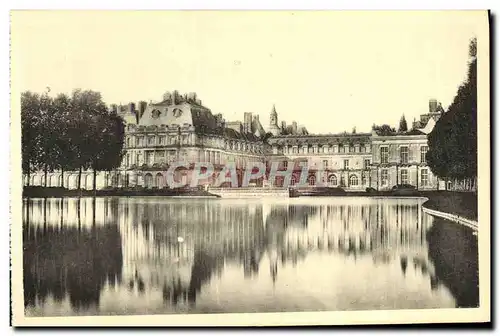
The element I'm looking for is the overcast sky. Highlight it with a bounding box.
[11,10,483,134]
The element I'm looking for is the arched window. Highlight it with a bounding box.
[349,175,359,186]
[155,173,164,188]
[144,173,153,189]
[308,175,316,186]
[275,176,284,187]
[328,175,337,186]
[290,176,297,186]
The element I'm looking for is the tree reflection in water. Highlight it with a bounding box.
[23,197,479,316]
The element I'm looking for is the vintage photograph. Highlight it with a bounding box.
[10,10,490,326]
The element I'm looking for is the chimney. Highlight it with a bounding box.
[244,112,253,133]
[429,99,438,113]
[162,91,172,102]
[172,90,180,105]
[138,101,148,118]
[292,121,298,134]
[128,102,136,113]
[281,121,287,130]
[187,92,197,102]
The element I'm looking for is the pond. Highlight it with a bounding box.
[22,196,479,316]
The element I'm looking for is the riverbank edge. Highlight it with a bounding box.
[421,204,478,231]
[22,186,221,199]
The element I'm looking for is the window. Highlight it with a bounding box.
[328,175,337,186]
[148,136,155,146]
[380,147,389,164]
[308,175,316,186]
[159,136,165,145]
[401,169,408,184]
[364,159,371,169]
[283,160,288,169]
[349,175,359,186]
[344,159,349,170]
[365,144,371,153]
[291,176,297,186]
[125,153,130,167]
[146,151,154,165]
[293,147,298,154]
[127,137,131,148]
[381,169,388,186]
[323,160,328,169]
[421,169,429,186]
[400,146,409,164]
[349,146,354,153]
[136,136,143,147]
[362,171,368,185]
[421,146,428,163]
[339,145,344,153]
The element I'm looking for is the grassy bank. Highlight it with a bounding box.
[23,186,221,198]
[421,191,478,222]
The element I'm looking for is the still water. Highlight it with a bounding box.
[23,197,479,316]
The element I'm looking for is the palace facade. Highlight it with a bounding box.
[24,91,445,191]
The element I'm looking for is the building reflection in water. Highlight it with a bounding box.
[23,196,478,316]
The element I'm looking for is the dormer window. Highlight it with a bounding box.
[151,109,161,119]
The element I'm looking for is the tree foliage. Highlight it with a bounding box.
[21,89,125,189]
[427,37,477,180]
[398,115,408,133]
[372,124,396,136]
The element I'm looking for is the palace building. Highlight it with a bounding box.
[24,91,446,191]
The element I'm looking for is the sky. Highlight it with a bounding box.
[11,10,485,134]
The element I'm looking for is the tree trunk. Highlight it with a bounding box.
[27,170,31,187]
[61,168,65,188]
[93,168,97,191]
[44,164,48,187]
[416,166,419,190]
[78,167,82,190]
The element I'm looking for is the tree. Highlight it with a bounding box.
[52,93,74,187]
[398,115,408,133]
[69,89,109,189]
[21,91,42,185]
[90,111,125,190]
[372,124,396,136]
[21,88,125,191]
[427,37,477,182]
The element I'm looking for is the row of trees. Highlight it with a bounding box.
[427,38,477,182]
[22,89,125,190]
[372,115,408,136]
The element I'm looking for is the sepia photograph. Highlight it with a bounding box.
[9,10,490,327]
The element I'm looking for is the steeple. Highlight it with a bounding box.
[270,104,278,126]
